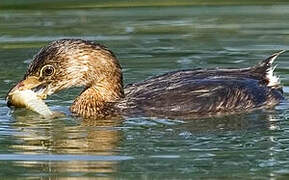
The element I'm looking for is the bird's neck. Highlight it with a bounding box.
[70,79,124,118]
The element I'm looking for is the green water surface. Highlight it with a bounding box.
[1,1,289,179]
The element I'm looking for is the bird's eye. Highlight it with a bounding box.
[41,65,55,76]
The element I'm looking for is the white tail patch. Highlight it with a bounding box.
[266,65,279,87]
[265,50,286,87]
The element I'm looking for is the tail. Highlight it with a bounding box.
[252,50,286,87]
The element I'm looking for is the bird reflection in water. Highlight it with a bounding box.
[7,106,285,177]
[177,110,283,133]
[9,112,123,176]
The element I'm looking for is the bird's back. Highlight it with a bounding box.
[118,52,285,119]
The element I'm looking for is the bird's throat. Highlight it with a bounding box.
[70,83,124,118]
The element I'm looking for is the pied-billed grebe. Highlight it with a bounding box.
[6,39,285,119]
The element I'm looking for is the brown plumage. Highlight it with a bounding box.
[6,39,285,119]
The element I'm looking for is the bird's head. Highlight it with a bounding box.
[6,39,123,107]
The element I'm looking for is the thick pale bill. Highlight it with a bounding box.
[9,89,54,118]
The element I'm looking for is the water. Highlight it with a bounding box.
[1,2,289,179]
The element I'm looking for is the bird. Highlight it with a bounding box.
[6,39,285,119]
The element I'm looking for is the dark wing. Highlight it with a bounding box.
[119,51,285,119]
[121,75,282,118]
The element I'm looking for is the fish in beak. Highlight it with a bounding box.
[6,76,49,107]
[6,76,55,118]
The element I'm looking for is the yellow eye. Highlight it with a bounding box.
[41,65,55,76]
